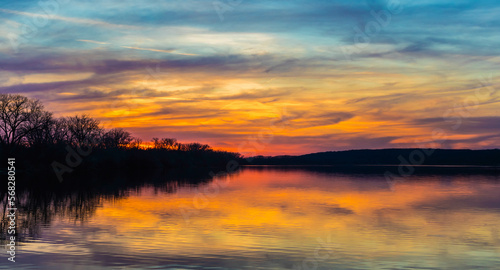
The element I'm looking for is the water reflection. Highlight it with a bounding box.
[0,169,218,244]
[1,166,500,269]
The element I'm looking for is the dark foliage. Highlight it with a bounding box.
[248,148,500,166]
[0,94,242,182]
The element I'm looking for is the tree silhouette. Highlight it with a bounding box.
[184,142,211,152]
[0,94,50,146]
[0,94,243,179]
[63,114,103,146]
[102,128,133,148]
[152,137,178,150]
[24,111,56,146]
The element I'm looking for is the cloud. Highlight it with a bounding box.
[76,39,110,45]
[413,117,500,134]
[0,8,138,29]
[120,46,198,56]
[316,203,355,215]
[1,0,500,154]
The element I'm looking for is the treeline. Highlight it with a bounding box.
[0,94,242,182]
[249,149,500,166]
[0,93,135,148]
[0,94,217,151]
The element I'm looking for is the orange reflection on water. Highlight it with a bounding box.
[70,168,499,267]
[23,167,500,269]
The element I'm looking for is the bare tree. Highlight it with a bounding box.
[129,137,143,149]
[23,111,55,146]
[25,117,70,146]
[64,114,103,146]
[184,142,211,152]
[0,94,49,146]
[102,128,133,148]
[51,118,70,144]
[152,137,178,150]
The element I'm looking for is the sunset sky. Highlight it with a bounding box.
[1,0,499,155]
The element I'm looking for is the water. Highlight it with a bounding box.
[2,166,500,269]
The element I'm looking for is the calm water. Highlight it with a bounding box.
[2,166,500,269]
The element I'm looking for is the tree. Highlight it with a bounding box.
[152,137,178,150]
[64,114,103,146]
[51,118,70,144]
[23,112,55,146]
[0,94,50,146]
[184,142,211,152]
[28,117,71,145]
[129,137,143,149]
[102,128,133,148]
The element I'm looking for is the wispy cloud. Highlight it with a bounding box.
[0,8,137,29]
[77,39,110,45]
[121,46,198,56]
[1,1,499,154]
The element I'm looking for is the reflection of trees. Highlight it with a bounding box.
[244,165,500,177]
[0,168,228,244]
[0,190,106,243]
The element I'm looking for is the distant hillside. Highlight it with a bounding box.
[248,149,500,166]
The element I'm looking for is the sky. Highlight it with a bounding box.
[0,0,499,155]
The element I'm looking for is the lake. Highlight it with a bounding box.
[2,166,500,269]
